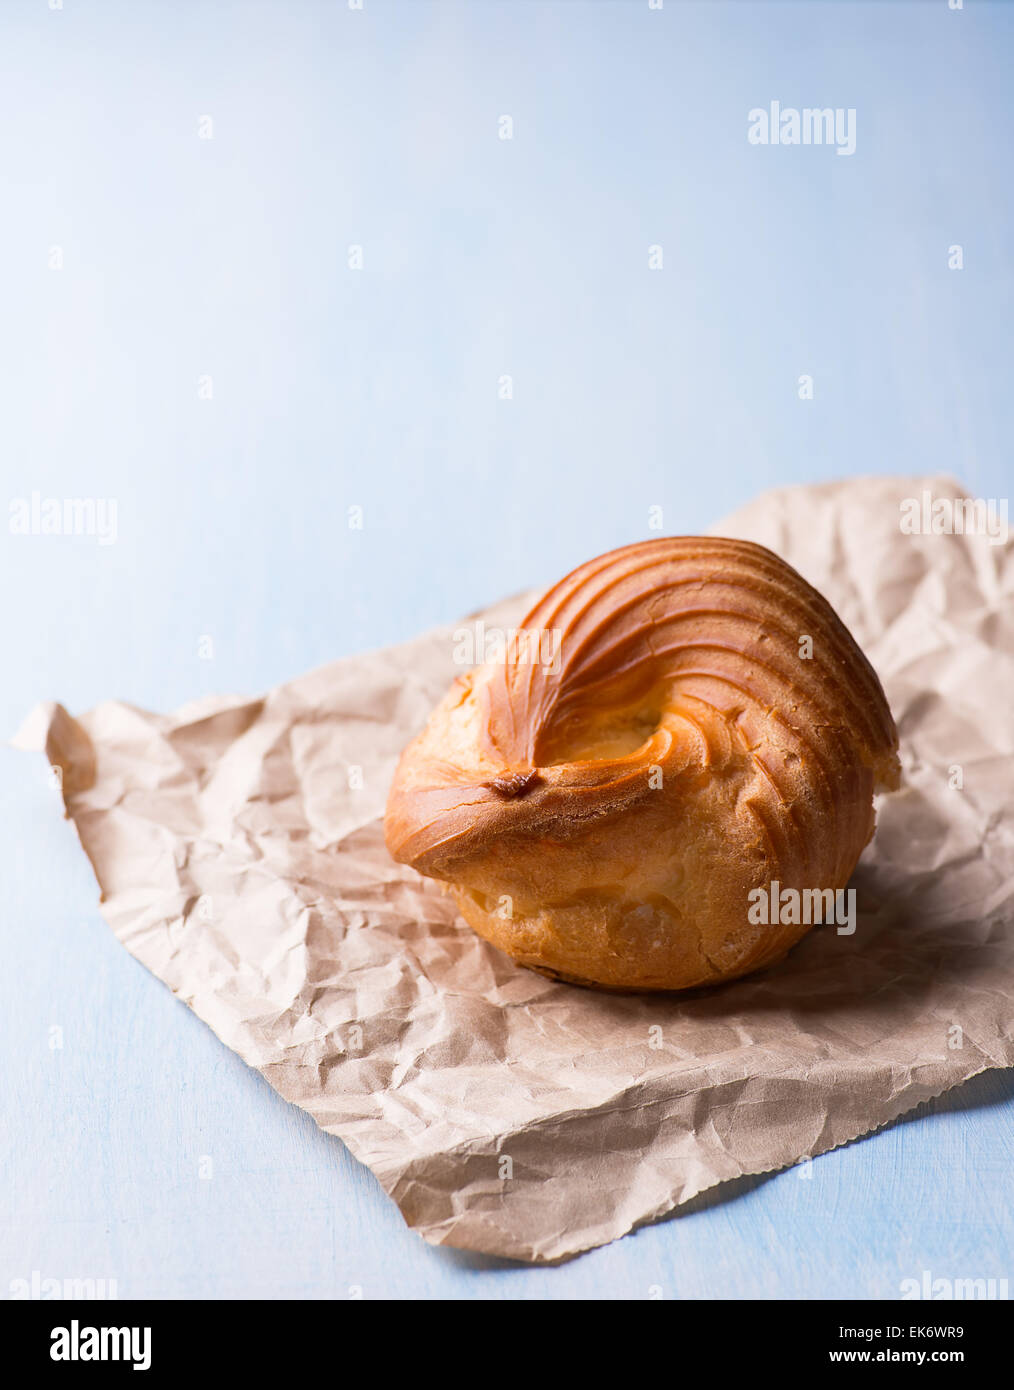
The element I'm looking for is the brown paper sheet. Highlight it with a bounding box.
[16,474,1014,1262]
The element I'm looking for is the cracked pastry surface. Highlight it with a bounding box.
[384,536,900,992]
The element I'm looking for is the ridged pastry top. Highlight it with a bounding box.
[385,537,900,883]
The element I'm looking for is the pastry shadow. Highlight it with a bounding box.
[557,852,1009,1028]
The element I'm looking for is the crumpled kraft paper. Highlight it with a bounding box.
[15,474,1014,1263]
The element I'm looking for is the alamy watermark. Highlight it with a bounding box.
[900,1270,1008,1301]
[9,1270,117,1299]
[49,1321,151,1371]
[899,490,1008,545]
[452,620,562,672]
[748,881,856,936]
[748,102,856,157]
[9,491,118,545]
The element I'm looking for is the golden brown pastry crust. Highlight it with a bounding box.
[385,537,900,991]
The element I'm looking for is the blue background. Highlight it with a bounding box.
[1,0,1011,1298]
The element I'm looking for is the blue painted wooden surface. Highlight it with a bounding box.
[1,0,1012,1298]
